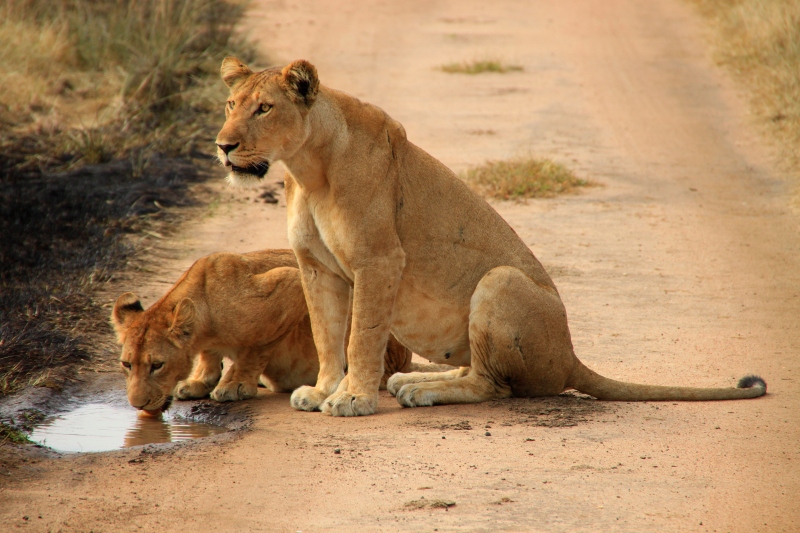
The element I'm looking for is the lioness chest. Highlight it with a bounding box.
[287,181,472,367]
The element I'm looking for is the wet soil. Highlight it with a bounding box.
[2,0,799,531]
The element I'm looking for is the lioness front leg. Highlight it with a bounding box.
[289,259,351,412]
[175,350,223,400]
[321,256,404,416]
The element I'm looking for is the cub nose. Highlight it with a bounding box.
[216,142,240,155]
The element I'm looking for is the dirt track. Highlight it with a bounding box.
[2,0,800,531]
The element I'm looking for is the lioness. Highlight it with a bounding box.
[111,250,412,415]
[214,58,766,417]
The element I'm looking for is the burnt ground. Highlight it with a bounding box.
[0,151,217,435]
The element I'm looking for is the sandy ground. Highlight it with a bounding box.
[2,0,800,531]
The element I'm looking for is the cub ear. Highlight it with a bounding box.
[111,292,144,343]
[221,56,253,91]
[170,298,196,341]
[280,59,319,107]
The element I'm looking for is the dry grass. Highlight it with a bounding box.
[461,157,592,200]
[440,59,523,74]
[0,0,255,169]
[0,0,256,396]
[689,0,800,173]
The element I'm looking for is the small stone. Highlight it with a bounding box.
[334,448,341,454]
[485,431,491,436]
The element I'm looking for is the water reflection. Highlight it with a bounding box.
[30,403,227,453]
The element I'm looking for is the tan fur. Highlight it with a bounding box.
[215,59,766,417]
[111,250,411,413]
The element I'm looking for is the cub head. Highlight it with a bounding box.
[215,57,319,187]
[111,292,197,414]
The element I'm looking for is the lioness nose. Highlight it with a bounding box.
[216,142,240,155]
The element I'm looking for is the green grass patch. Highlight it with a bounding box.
[440,60,523,74]
[1,423,33,445]
[461,157,592,200]
[689,0,800,174]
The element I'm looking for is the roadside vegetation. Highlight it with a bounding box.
[0,0,256,396]
[440,59,523,74]
[690,0,800,174]
[461,157,591,200]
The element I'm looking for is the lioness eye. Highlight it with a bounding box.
[257,103,272,115]
[227,101,235,110]
[121,361,131,369]
[151,362,163,370]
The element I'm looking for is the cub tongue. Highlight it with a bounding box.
[137,409,163,419]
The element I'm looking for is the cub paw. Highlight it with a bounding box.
[211,381,258,402]
[396,384,436,408]
[175,379,213,400]
[320,391,377,417]
[290,386,328,412]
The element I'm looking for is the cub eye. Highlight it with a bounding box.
[255,103,272,115]
[151,362,164,371]
[121,361,132,369]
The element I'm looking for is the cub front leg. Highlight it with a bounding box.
[289,258,351,412]
[321,255,404,416]
[175,350,223,400]
[210,347,265,402]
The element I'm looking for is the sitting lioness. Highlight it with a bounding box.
[214,58,766,417]
[111,250,412,415]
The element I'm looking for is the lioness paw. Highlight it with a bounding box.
[320,391,377,417]
[396,384,437,408]
[387,372,412,396]
[290,385,328,412]
[211,381,258,402]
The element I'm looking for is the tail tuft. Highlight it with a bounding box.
[737,375,767,391]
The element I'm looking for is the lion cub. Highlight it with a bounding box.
[112,250,411,415]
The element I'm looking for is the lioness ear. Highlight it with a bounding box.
[170,298,196,340]
[221,56,253,91]
[112,292,144,343]
[280,60,319,107]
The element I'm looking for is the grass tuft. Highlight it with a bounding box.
[440,60,523,74]
[461,157,592,200]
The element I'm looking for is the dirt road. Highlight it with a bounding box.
[2,0,799,531]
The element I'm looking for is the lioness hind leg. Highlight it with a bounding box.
[175,350,223,400]
[387,367,469,396]
[395,266,572,407]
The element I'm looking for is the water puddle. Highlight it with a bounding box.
[29,403,227,453]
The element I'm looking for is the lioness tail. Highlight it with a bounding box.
[567,361,767,401]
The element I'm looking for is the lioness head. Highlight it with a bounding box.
[215,57,319,187]
[111,293,197,414]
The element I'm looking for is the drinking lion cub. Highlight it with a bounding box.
[214,58,765,417]
[112,250,412,415]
